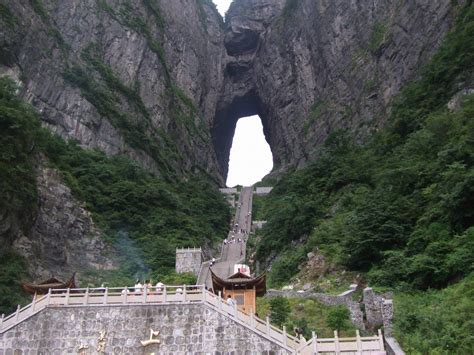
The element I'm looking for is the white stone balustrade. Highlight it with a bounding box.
[0,285,386,354]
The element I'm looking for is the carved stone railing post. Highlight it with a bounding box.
[65,288,70,305]
[356,329,362,353]
[334,330,340,353]
[378,329,385,351]
[15,305,20,322]
[312,331,318,353]
[31,293,37,313]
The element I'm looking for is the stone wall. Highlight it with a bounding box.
[219,188,238,194]
[266,287,365,330]
[381,300,394,337]
[0,304,290,354]
[266,288,355,306]
[254,187,273,195]
[267,286,395,333]
[363,287,384,330]
[175,248,202,277]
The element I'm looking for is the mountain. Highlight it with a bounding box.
[1,1,472,350]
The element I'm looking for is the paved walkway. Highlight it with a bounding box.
[198,186,253,289]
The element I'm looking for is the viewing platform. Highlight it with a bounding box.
[0,285,386,354]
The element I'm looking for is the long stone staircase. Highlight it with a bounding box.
[1,186,387,353]
[198,186,253,287]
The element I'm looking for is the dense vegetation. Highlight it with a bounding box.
[0,79,40,235]
[0,76,230,313]
[257,1,474,289]
[258,297,355,339]
[394,274,474,354]
[254,3,474,352]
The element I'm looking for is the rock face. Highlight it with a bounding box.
[214,0,458,176]
[1,0,459,180]
[1,0,226,279]
[13,161,116,281]
[0,0,460,278]
[1,0,225,182]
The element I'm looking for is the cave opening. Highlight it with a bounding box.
[226,115,273,187]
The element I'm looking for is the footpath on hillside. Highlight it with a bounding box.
[198,186,253,289]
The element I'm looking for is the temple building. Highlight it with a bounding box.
[22,273,76,295]
[211,269,266,314]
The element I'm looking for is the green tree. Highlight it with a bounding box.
[326,306,351,331]
[269,296,291,327]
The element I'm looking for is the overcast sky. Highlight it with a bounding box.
[226,116,273,187]
[213,0,232,17]
[212,1,273,187]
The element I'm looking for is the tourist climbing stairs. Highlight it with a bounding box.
[198,186,253,287]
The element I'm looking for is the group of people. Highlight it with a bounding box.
[224,236,244,245]
[120,279,165,294]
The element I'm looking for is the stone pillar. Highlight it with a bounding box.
[348,301,365,330]
[382,299,394,337]
[175,248,202,276]
[363,287,383,329]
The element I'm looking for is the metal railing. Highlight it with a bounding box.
[0,285,386,354]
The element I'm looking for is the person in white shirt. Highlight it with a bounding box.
[134,280,143,293]
[226,294,235,307]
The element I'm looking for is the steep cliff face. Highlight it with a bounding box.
[213,0,459,176]
[2,0,459,183]
[1,0,229,283]
[13,162,116,280]
[1,0,225,182]
[0,0,462,283]
[212,0,287,178]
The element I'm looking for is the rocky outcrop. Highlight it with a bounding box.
[213,0,458,176]
[1,0,225,183]
[12,160,116,281]
[1,0,459,180]
[0,0,462,280]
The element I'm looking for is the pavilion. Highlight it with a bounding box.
[211,270,266,314]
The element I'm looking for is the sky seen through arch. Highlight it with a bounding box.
[226,116,273,187]
[212,1,274,187]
